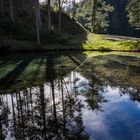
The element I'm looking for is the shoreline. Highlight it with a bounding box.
[0,45,140,53]
[0,33,140,53]
[0,47,140,52]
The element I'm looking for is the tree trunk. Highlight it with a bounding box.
[92,0,97,32]
[40,85,47,139]
[38,6,42,28]
[22,0,24,10]
[9,0,14,22]
[1,0,5,19]
[72,0,75,18]
[69,0,71,16]
[35,0,41,46]
[47,0,51,31]
[58,0,61,33]
[37,0,42,28]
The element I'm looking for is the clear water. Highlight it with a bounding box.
[0,52,140,140]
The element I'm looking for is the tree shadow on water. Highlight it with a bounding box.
[0,52,88,91]
[0,57,32,89]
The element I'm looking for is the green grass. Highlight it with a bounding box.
[0,8,140,52]
[0,33,140,52]
[83,51,140,58]
[83,33,140,51]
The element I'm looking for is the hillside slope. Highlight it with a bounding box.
[0,7,87,51]
[0,6,140,52]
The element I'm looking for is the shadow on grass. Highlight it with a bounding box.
[99,47,112,51]
[0,57,32,89]
[0,12,88,51]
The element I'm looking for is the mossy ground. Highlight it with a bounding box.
[83,33,140,52]
[0,33,140,52]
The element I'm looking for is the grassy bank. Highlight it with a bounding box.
[83,33,140,52]
[0,33,140,52]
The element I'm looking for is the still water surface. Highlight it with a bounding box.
[0,52,140,140]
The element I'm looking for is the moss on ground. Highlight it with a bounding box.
[83,33,140,52]
[0,33,140,52]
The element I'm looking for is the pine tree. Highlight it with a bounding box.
[9,0,14,22]
[127,0,140,28]
[47,0,52,31]
[34,0,41,45]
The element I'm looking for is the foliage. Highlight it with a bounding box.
[70,0,114,33]
[126,0,140,28]
[0,32,140,52]
[0,0,140,49]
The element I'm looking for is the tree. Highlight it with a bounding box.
[57,0,67,33]
[38,1,42,28]
[34,0,41,45]
[47,0,52,31]
[9,0,14,22]
[0,0,5,19]
[127,0,140,28]
[58,0,62,33]
[92,0,98,32]
[72,0,114,33]
[72,0,76,18]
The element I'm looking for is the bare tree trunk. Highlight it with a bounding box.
[34,0,41,46]
[58,0,61,33]
[38,6,42,28]
[61,77,66,127]
[51,80,57,122]
[1,0,5,19]
[9,0,14,22]
[22,0,25,10]
[40,85,47,139]
[92,0,97,32]
[37,0,42,28]
[35,0,42,28]
[16,92,21,126]
[18,92,25,137]
[72,0,75,18]
[11,93,16,134]
[69,0,71,16]
[47,0,51,31]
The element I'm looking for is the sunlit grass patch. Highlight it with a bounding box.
[0,33,140,52]
[83,33,140,51]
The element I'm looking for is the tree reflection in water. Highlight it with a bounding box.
[0,52,140,140]
[1,71,138,140]
[0,73,91,140]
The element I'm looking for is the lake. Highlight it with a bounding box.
[0,51,140,140]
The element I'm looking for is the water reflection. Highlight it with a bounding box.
[0,78,89,140]
[0,52,140,140]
